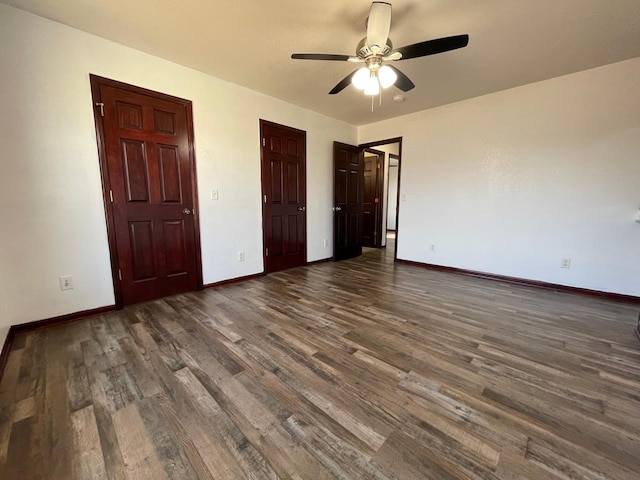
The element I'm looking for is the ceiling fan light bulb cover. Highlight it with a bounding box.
[378,65,397,88]
[364,76,380,96]
[352,67,370,90]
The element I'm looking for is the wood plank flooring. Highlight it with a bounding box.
[1,244,639,479]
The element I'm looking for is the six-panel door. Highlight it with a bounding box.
[100,83,198,304]
[260,121,307,273]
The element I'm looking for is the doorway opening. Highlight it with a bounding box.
[332,137,402,262]
[363,148,385,248]
[359,138,402,261]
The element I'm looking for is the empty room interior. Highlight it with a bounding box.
[1,1,639,479]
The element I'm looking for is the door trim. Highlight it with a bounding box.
[359,137,403,262]
[89,74,203,308]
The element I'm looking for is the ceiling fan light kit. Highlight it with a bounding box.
[352,64,397,95]
[291,1,469,110]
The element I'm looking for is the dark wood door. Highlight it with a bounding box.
[91,75,201,306]
[363,149,384,247]
[333,142,364,261]
[260,120,307,273]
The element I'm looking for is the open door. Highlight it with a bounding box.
[333,142,364,261]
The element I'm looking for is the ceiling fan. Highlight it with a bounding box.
[291,1,469,96]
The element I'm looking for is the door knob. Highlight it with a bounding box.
[297,206,306,212]
[183,208,191,215]
[333,206,342,212]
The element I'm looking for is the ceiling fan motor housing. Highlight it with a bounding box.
[357,37,393,59]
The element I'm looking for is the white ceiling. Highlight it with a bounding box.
[3,0,640,125]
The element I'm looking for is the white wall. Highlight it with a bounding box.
[0,5,356,347]
[359,57,640,297]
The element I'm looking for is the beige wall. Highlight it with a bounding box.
[360,57,640,296]
[2,3,639,350]
[0,5,357,346]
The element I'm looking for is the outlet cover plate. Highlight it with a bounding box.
[59,275,74,290]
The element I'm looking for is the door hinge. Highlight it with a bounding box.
[262,138,266,147]
[95,102,104,117]
[118,269,122,281]
[264,194,267,203]
[266,248,269,256]
[377,162,381,169]
[109,190,113,203]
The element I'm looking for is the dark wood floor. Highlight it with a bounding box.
[1,243,639,479]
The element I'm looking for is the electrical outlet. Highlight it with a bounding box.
[561,258,571,269]
[59,275,74,290]
[430,243,436,252]
[238,251,245,262]
[323,239,328,248]
[210,188,219,200]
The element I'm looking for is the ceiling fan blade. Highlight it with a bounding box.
[291,53,352,61]
[329,70,358,95]
[387,65,415,92]
[394,34,469,60]
[367,2,392,52]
